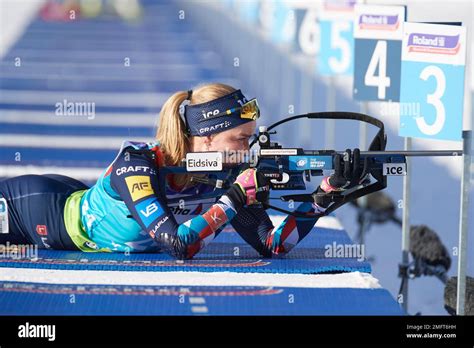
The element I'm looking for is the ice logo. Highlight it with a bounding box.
[236,96,248,106]
[408,33,460,55]
[201,108,220,120]
[296,158,307,167]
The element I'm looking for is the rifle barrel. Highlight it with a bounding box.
[354,150,463,157]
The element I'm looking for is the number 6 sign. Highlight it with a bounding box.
[295,5,321,56]
[399,23,466,141]
[353,5,406,101]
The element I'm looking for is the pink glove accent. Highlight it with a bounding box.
[320,176,344,193]
[235,168,258,205]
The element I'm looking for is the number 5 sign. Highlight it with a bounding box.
[400,23,467,141]
[318,0,357,76]
[353,5,406,101]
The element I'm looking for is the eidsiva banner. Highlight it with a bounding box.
[399,23,466,141]
[318,0,357,76]
[353,5,406,101]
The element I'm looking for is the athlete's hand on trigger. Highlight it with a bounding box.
[224,168,270,209]
[320,148,369,193]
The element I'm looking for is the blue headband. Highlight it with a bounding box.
[184,89,252,137]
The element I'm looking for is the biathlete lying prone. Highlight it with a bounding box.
[0,83,366,259]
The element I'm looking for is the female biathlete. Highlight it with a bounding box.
[0,83,363,259]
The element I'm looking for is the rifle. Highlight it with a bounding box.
[159,112,462,218]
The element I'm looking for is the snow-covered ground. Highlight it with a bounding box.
[0,268,382,289]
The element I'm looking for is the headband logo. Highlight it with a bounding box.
[201,108,220,120]
[199,121,231,134]
[236,97,248,106]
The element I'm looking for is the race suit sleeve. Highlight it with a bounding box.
[230,202,323,257]
[110,147,238,259]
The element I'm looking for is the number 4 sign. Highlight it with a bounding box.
[399,23,467,141]
[353,5,406,101]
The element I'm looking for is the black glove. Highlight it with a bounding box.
[222,169,270,211]
[324,148,368,191]
[315,148,369,210]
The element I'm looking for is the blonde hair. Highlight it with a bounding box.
[155,83,237,187]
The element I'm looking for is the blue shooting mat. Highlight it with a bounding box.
[0,282,404,315]
[0,219,371,274]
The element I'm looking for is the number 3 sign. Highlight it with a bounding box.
[353,5,406,101]
[399,23,467,141]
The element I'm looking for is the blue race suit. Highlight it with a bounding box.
[0,141,322,259]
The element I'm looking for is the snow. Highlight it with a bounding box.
[0,268,381,289]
